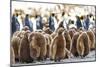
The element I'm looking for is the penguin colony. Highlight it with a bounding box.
[11,26,96,64]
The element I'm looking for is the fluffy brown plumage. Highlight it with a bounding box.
[51,28,66,61]
[10,46,15,64]
[71,32,80,57]
[87,30,95,50]
[11,34,20,62]
[77,32,90,58]
[19,31,32,63]
[29,32,47,61]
